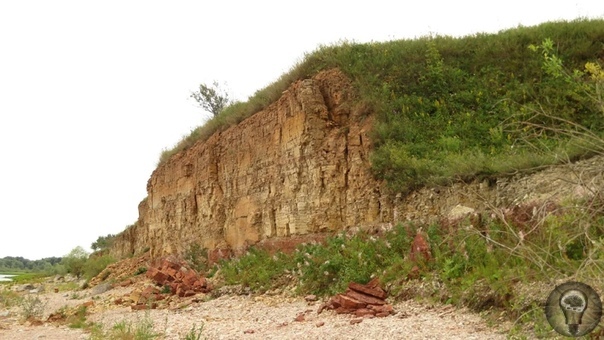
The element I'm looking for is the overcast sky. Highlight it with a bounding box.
[0,1,602,260]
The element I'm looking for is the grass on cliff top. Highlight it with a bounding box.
[159,18,604,193]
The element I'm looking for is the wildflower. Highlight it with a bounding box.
[323,271,329,276]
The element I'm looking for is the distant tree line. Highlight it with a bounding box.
[0,233,117,275]
[0,256,62,273]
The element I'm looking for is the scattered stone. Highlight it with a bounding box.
[91,282,112,295]
[315,321,325,327]
[243,329,255,334]
[294,313,305,322]
[350,318,363,325]
[304,294,317,302]
[131,302,158,311]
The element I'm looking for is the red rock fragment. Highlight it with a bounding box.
[348,281,387,299]
[147,269,170,285]
[369,304,394,314]
[337,294,366,309]
[354,308,375,317]
[409,232,431,262]
[344,289,386,306]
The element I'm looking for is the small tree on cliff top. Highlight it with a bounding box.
[190,81,232,116]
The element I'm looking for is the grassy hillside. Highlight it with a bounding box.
[160,19,604,193]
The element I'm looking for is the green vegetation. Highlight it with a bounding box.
[160,19,604,194]
[60,246,115,281]
[185,243,209,273]
[217,192,604,332]
[10,272,48,284]
[67,305,89,329]
[90,313,160,340]
[0,256,62,274]
[190,81,232,117]
[18,295,47,320]
[91,234,116,252]
[182,324,205,340]
[0,289,21,308]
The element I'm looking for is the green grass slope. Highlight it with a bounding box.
[161,18,604,193]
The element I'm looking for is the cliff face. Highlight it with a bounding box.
[112,69,388,258]
[110,68,604,259]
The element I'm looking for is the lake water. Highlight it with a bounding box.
[0,274,15,282]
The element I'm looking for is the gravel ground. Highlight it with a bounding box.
[0,284,510,340]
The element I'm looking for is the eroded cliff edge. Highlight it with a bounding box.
[111,69,388,258]
[110,68,603,259]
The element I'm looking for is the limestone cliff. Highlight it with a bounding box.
[111,69,387,258]
[110,68,604,259]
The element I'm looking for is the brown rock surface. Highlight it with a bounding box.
[110,69,386,259]
[107,65,604,260]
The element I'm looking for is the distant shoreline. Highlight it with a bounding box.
[0,273,16,282]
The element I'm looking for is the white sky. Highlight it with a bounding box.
[0,1,602,260]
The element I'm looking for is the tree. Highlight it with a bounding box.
[61,246,89,278]
[91,234,116,252]
[190,81,231,116]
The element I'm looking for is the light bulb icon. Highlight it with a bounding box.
[559,289,588,336]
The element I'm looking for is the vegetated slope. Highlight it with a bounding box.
[110,19,604,259]
[162,19,604,192]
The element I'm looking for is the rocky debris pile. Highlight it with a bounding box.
[89,253,150,288]
[318,278,394,318]
[146,257,210,298]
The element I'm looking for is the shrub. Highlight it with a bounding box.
[61,247,89,278]
[90,313,160,340]
[0,290,21,308]
[135,267,148,275]
[182,323,204,340]
[83,255,115,280]
[185,243,209,273]
[19,295,47,320]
